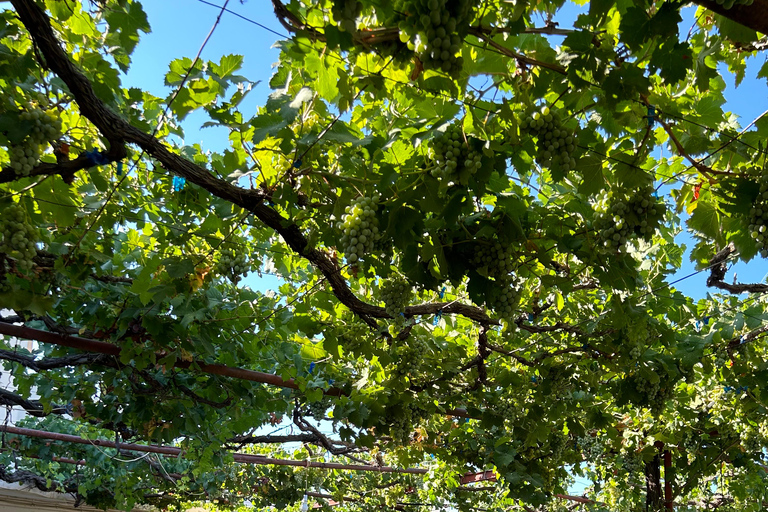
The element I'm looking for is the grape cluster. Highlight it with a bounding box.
[594,185,666,251]
[620,452,645,485]
[332,0,363,32]
[747,174,768,258]
[715,0,753,8]
[519,106,577,174]
[306,400,330,422]
[394,0,474,76]
[216,247,248,283]
[8,106,62,176]
[391,338,428,378]
[474,238,516,278]
[387,405,414,446]
[338,195,381,264]
[337,320,370,354]
[679,431,699,459]
[430,124,484,185]
[576,435,604,459]
[741,427,764,454]
[634,372,670,412]
[628,342,644,360]
[380,275,412,318]
[0,204,38,271]
[496,399,519,422]
[489,281,520,323]
[548,433,568,459]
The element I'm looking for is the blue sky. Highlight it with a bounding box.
[121,1,768,300]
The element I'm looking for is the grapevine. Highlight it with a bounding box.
[747,173,768,258]
[594,185,666,251]
[519,105,577,174]
[393,0,476,76]
[0,204,38,271]
[430,124,485,186]
[337,195,381,264]
[380,275,412,318]
[216,246,249,283]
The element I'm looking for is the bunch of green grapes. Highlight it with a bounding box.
[8,105,62,176]
[488,280,520,323]
[337,319,370,354]
[430,124,484,184]
[387,405,414,446]
[548,432,568,459]
[306,400,330,422]
[0,204,38,271]
[740,426,765,454]
[337,195,380,264]
[748,174,768,258]
[332,0,363,32]
[634,372,671,412]
[474,238,516,278]
[380,275,412,318]
[594,185,666,251]
[715,0,753,8]
[576,435,604,459]
[519,105,577,174]
[391,341,426,378]
[496,398,518,422]
[393,0,475,76]
[216,247,248,283]
[620,452,646,486]
[628,342,644,360]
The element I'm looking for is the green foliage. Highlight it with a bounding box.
[2,0,768,511]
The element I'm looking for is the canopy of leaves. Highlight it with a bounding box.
[2,0,768,511]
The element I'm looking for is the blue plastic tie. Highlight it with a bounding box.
[740,335,747,345]
[531,376,538,383]
[724,385,733,393]
[703,316,710,325]
[308,362,316,374]
[292,159,303,169]
[695,320,701,332]
[527,313,534,322]
[647,106,656,127]
[439,286,446,299]
[83,150,110,167]
[328,378,334,385]
[172,176,186,191]
[116,161,123,176]
[433,310,443,326]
